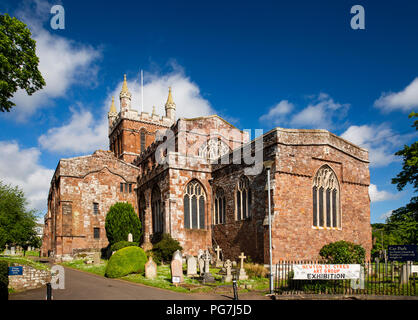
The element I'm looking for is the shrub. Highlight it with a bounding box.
[319,240,365,264]
[244,263,268,278]
[0,260,8,300]
[152,234,182,264]
[110,241,138,253]
[105,202,142,246]
[105,246,147,278]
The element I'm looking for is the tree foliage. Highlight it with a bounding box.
[319,240,365,264]
[105,202,142,246]
[0,181,38,250]
[0,13,45,112]
[151,233,182,265]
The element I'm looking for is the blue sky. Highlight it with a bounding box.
[0,0,417,223]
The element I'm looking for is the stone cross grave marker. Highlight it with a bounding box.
[145,256,157,279]
[238,252,248,280]
[215,245,223,267]
[222,259,233,282]
[187,256,198,277]
[171,258,184,284]
[201,250,215,283]
[127,233,133,242]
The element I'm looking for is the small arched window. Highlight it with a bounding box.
[312,165,340,228]
[213,188,226,225]
[151,186,163,233]
[236,176,251,220]
[184,180,206,229]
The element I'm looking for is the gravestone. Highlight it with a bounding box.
[145,257,157,279]
[187,256,198,277]
[171,259,184,284]
[93,252,101,265]
[4,244,10,255]
[10,246,16,256]
[127,233,133,242]
[197,249,204,260]
[237,252,248,280]
[172,250,182,263]
[198,256,205,275]
[222,259,233,282]
[215,245,223,267]
[201,250,215,283]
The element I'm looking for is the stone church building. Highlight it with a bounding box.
[42,75,372,262]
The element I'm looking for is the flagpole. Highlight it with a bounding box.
[141,69,144,113]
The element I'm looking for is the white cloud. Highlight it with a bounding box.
[259,93,349,130]
[340,123,415,167]
[374,77,418,113]
[7,0,101,121]
[379,210,393,221]
[368,184,399,203]
[38,65,216,155]
[38,107,108,155]
[0,141,54,214]
[259,100,294,125]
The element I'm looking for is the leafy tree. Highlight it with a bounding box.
[0,13,45,112]
[319,240,365,264]
[151,233,182,265]
[386,112,418,245]
[105,202,142,246]
[0,181,38,250]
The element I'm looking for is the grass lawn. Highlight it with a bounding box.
[0,256,50,271]
[61,259,270,295]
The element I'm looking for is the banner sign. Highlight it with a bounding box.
[292,264,361,280]
[8,266,23,276]
[387,245,417,261]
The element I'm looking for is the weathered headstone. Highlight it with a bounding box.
[172,250,182,263]
[4,244,10,255]
[237,252,248,280]
[197,249,204,260]
[93,252,101,265]
[187,256,198,277]
[171,259,184,284]
[127,233,133,242]
[145,257,157,279]
[10,246,16,256]
[198,257,205,275]
[222,259,233,282]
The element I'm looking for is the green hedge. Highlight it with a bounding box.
[319,240,365,264]
[152,233,182,265]
[0,261,8,300]
[110,241,138,253]
[105,246,147,278]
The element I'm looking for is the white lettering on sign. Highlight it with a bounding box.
[293,264,361,280]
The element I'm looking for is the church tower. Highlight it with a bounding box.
[108,74,175,163]
[165,87,176,122]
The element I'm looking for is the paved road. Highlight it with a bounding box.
[10,266,267,300]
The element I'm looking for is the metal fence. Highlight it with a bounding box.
[274,260,417,296]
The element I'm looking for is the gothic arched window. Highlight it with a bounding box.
[236,176,251,221]
[140,129,146,152]
[198,138,230,160]
[213,188,226,225]
[184,180,206,229]
[151,186,163,233]
[312,165,340,228]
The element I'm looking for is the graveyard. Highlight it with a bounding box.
[61,247,271,295]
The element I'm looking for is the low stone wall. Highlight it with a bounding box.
[8,264,51,291]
